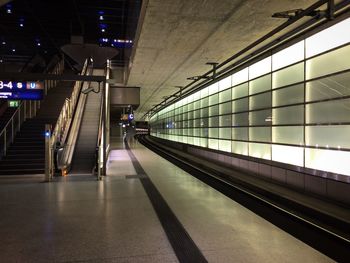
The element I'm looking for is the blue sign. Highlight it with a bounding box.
[128,113,134,121]
[0,81,43,100]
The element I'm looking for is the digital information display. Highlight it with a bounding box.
[0,80,44,100]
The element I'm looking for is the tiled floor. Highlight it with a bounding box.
[0,138,177,263]
[0,136,332,262]
[128,138,333,263]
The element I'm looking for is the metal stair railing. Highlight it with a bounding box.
[96,60,111,180]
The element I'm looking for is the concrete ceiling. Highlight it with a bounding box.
[127,0,319,120]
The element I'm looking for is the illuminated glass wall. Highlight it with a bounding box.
[150,18,350,176]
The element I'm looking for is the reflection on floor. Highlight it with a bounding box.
[0,135,332,262]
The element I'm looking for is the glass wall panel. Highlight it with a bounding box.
[249,92,271,110]
[188,102,194,111]
[209,83,219,95]
[201,118,208,127]
[208,139,219,150]
[249,127,271,142]
[209,93,219,105]
[219,101,231,115]
[232,141,248,155]
[249,110,272,126]
[232,68,249,86]
[272,126,304,145]
[249,56,271,79]
[272,105,304,125]
[194,100,200,109]
[306,99,350,124]
[305,125,350,148]
[272,84,304,107]
[219,76,232,91]
[183,104,188,113]
[219,140,231,152]
[306,45,350,80]
[209,105,219,116]
[232,98,248,113]
[209,116,219,127]
[305,148,350,176]
[201,128,208,138]
[232,127,248,140]
[249,143,271,160]
[219,115,231,126]
[194,137,200,146]
[219,89,231,103]
[201,87,209,98]
[272,145,304,166]
[193,91,201,101]
[272,62,304,89]
[306,17,350,58]
[194,109,201,118]
[249,74,271,95]
[209,128,219,138]
[272,40,304,70]
[232,82,248,99]
[200,138,208,148]
[306,71,350,102]
[232,112,249,126]
[200,108,208,118]
[201,97,209,108]
[219,128,231,139]
[194,128,200,136]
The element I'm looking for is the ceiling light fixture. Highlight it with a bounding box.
[6,4,12,14]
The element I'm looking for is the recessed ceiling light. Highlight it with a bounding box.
[12,49,16,52]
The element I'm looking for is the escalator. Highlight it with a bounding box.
[69,69,104,174]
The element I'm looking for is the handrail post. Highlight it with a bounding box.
[102,83,106,176]
[45,124,52,182]
[11,119,14,144]
[3,130,6,156]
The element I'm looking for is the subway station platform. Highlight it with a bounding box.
[0,136,332,262]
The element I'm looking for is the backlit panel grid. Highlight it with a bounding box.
[150,17,350,176]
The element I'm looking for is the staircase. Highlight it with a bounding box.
[0,81,75,175]
[0,107,17,131]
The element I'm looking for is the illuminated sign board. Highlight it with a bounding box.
[9,100,19,107]
[0,81,43,100]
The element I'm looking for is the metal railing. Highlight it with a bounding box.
[0,58,64,160]
[96,60,111,180]
[47,59,91,179]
